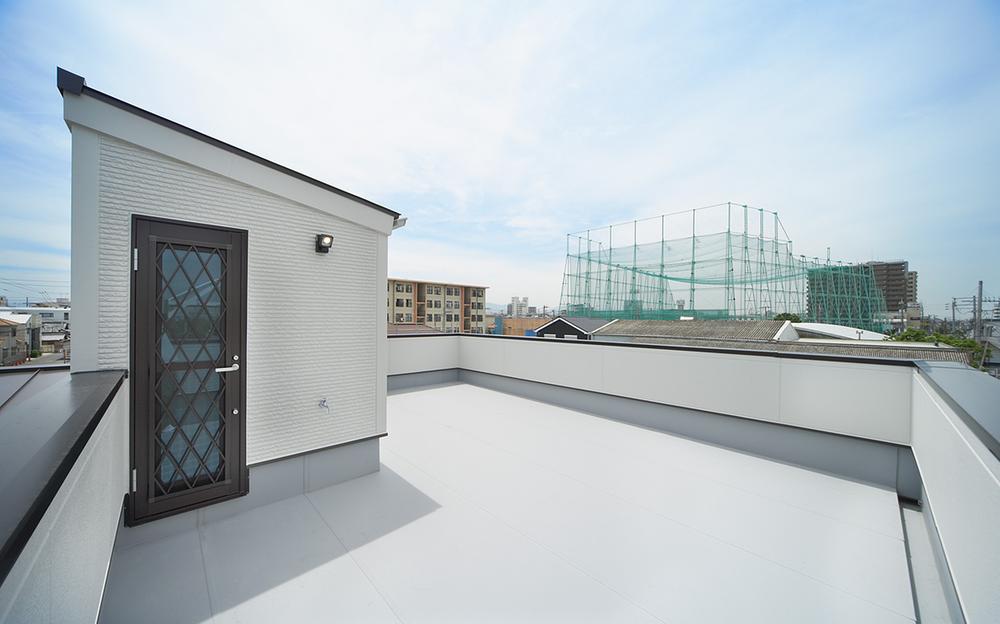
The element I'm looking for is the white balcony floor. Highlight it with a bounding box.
[101,383,915,623]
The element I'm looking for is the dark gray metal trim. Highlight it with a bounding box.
[55,67,400,219]
[56,67,85,95]
[0,369,126,585]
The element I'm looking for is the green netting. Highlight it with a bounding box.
[559,204,889,332]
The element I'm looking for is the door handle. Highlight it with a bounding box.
[214,363,240,373]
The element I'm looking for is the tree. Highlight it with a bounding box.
[773,313,801,323]
[888,328,991,369]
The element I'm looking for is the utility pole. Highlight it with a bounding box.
[976,280,984,341]
[972,295,978,340]
[952,298,957,333]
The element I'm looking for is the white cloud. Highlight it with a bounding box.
[0,0,997,310]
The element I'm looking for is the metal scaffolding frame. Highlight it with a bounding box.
[558,203,889,332]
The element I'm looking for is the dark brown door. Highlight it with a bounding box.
[130,216,248,525]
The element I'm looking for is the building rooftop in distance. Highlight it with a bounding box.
[389,277,489,289]
[546,316,618,333]
[594,319,788,341]
[587,318,972,363]
[624,335,972,363]
[792,322,887,341]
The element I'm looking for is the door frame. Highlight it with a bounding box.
[128,214,249,526]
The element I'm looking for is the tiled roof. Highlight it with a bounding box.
[559,317,616,332]
[625,335,972,363]
[594,319,786,341]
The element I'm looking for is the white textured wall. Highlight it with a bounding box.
[0,384,129,624]
[390,335,913,444]
[97,137,383,463]
[911,374,1000,623]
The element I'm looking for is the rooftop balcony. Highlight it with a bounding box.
[2,335,998,623]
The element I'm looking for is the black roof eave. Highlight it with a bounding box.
[56,67,400,220]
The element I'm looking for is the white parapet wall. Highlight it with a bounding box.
[0,384,129,624]
[389,334,1000,622]
[910,373,1000,624]
[390,335,912,444]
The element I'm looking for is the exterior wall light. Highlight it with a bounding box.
[315,234,334,253]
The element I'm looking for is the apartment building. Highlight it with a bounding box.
[865,260,912,312]
[388,278,488,333]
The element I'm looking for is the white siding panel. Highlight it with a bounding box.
[602,346,779,421]
[395,337,915,444]
[97,137,380,463]
[911,374,1000,623]
[779,359,911,444]
[388,336,459,375]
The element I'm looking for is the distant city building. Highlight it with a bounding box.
[534,317,617,340]
[0,306,70,330]
[0,317,29,365]
[485,314,500,333]
[498,316,548,336]
[527,306,537,316]
[905,303,924,329]
[388,279,488,333]
[1,307,70,353]
[0,296,6,307]
[0,311,43,354]
[865,260,912,313]
[509,296,529,318]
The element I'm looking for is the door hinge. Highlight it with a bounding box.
[131,468,137,492]
[132,248,138,271]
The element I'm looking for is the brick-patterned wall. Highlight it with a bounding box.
[97,136,380,463]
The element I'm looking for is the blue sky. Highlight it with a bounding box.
[1,0,998,314]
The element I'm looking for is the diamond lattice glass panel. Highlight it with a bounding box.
[153,243,229,496]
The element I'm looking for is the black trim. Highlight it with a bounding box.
[56,67,84,95]
[129,215,250,525]
[387,332,919,367]
[56,67,400,220]
[247,432,387,468]
[0,369,126,585]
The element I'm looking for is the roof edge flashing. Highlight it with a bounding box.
[56,67,400,224]
[56,67,85,95]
